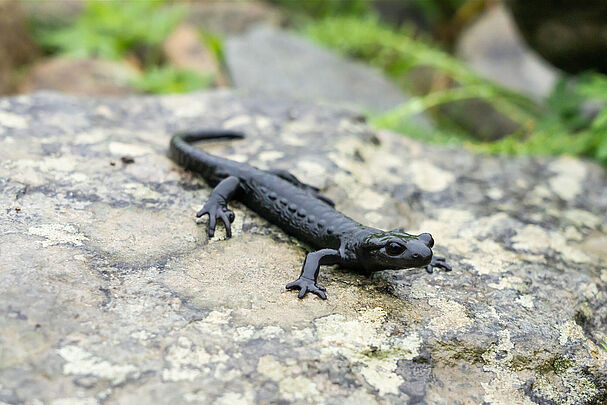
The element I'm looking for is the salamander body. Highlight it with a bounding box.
[170,130,451,299]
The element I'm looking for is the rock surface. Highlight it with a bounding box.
[225,25,427,123]
[457,3,559,100]
[1,91,607,404]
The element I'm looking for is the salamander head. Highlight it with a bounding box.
[358,230,434,272]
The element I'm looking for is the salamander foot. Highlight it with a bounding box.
[196,197,235,238]
[425,256,452,274]
[286,277,327,300]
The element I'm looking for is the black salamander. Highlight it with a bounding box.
[170,130,451,299]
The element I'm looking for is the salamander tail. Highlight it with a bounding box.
[169,130,245,181]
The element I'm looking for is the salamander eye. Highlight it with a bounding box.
[385,242,405,256]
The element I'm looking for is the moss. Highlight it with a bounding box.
[430,342,486,367]
[510,352,575,376]
[551,356,574,374]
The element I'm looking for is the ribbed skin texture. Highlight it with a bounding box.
[169,132,376,259]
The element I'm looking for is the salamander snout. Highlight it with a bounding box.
[404,240,433,266]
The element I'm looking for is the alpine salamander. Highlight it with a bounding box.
[170,130,451,299]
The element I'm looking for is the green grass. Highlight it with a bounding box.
[305,15,607,166]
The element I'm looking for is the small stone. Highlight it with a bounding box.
[163,23,226,86]
[20,57,139,96]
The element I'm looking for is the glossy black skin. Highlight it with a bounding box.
[170,130,451,299]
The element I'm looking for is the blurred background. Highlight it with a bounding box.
[2,0,607,167]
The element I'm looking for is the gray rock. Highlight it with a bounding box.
[225,26,428,124]
[457,4,559,100]
[1,91,606,404]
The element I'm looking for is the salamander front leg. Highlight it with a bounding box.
[286,249,341,300]
[425,256,452,274]
[197,176,240,238]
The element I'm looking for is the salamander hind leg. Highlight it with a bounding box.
[196,176,240,238]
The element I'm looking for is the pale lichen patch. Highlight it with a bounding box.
[257,150,284,161]
[463,239,518,275]
[108,142,153,157]
[488,275,526,291]
[408,161,455,192]
[409,278,438,299]
[558,321,586,345]
[512,225,591,263]
[295,160,326,186]
[486,187,504,200]
[161,336,211,382]
[481,330,534,405]
[49,398,99,405]
[224,153,248,163]
[427,298,472,337]
[74,130,108,145]
[314,308,421,396]
[0,111,28,129]
[28,224,88,247]
[364,211,384,227]
[548,158,587,201]
[564,209,602,229]
[57,345,139,385]
[130,330,154,341]
[39,156,77,173]
[279,376,321,402]
[360,357,402,396]
[214,391,254,405]
[357,189,386,210]
[257,355,288,381]
[122,183,162,200]
[223,115,252,129]
[516,295,534,309]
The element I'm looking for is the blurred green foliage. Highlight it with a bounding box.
[268,0,371,19]
[306,15,607,165]
[483,75,607,163]
[306,16,539,124]
[30,0,213,94]
[34,0,184,64]
[133,66,213,94]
